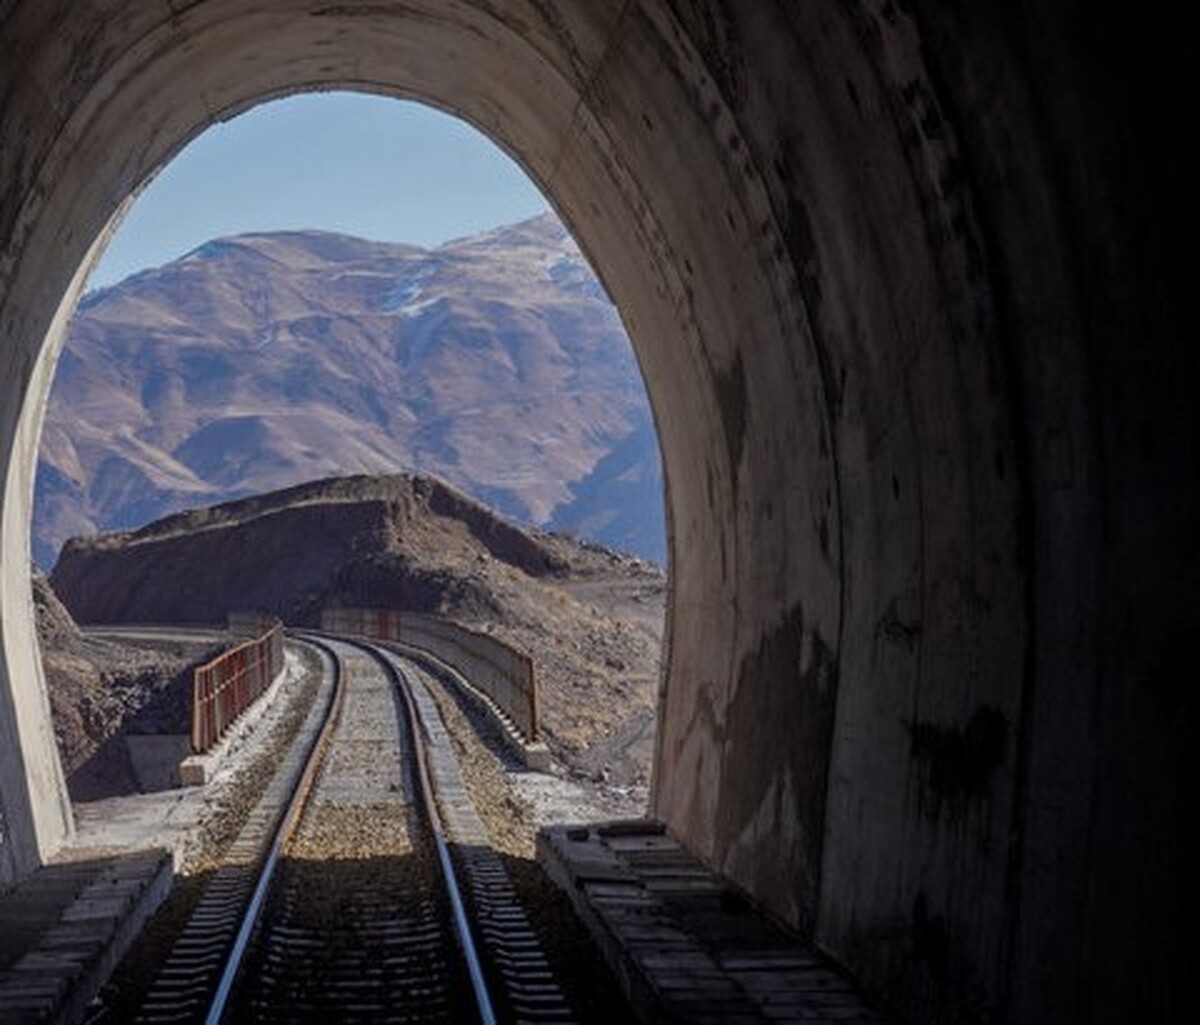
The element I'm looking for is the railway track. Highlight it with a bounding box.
[131,633,574,1023]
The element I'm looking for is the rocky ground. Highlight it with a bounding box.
[33,573,222,801]
[490,534,664,788]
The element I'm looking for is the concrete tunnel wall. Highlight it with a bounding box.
[1,3,1194,1022]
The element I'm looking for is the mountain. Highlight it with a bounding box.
[49,473,666,781]
[35,215,665,568]
[547,418,664,559]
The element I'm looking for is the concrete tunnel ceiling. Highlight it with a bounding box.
[1,3,1195,1023]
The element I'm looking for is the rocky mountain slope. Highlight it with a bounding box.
[36,215,664,569]
[50,473,665,783]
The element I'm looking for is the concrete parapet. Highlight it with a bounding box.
[378,638,550,770]
[538,820,882,1023]
[126,734,191,792]
[323,607,540,746]
[0,849,173,1022]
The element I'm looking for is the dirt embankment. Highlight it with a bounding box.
[35,572,221,801]
[49,473,666,788]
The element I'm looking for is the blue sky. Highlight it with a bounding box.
[89,92,550,290]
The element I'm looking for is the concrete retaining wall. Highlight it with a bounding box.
[321,608,537,743]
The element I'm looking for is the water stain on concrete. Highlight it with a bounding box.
[713,350,747,491]
[716,601,837,931]
[906,704,1007,804]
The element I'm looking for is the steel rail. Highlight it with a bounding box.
[351,637,499,1025]
[203,634,348,1025]
[191,630,501,1022]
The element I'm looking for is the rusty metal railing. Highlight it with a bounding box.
[191,621,285,754]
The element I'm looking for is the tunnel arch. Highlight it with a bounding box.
[3,3,846,910]
[2,4,1194,1023]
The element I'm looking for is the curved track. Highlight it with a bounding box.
[133,633,572,1023]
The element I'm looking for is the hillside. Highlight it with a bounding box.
[36,214,665,569]
[33,572,220,800]
[50,473,666,782]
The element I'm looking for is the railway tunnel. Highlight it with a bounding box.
[0,2,1194,1022]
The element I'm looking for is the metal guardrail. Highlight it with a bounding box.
[321,608,538,742]
[190,622,285,754]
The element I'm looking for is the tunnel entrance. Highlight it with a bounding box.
[35,90,666,824]
[3,5,1193,1023]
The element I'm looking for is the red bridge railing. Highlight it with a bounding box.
[190,621,285,754]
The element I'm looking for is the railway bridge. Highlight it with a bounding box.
[1,3,1194,1022]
